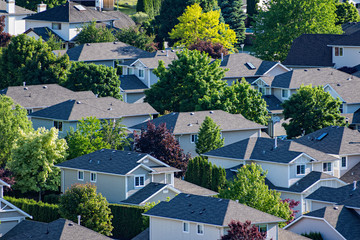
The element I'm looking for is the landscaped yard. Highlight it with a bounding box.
[115,0,137,15]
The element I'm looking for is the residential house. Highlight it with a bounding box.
[284,205,360,240]
[143,193,308,240]
[129,110,266,156]
[56,149,216,205]
[64,41,147,68]
[24,1,134,48]
[204,137,347,215]
[0,83,96,114]
[0,180,32,237]
[29,96,158,137]
[24,26,66,48]
[2,218,112,239]
[0,0,33,35]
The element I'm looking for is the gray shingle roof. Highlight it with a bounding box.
[0,84,96,109]
[327,80,360,104]
[144,193,283,226]
[56,149,149,175]
[341,161,360,183]
[0,0,34,16]
[271,68,360,89]
[306,182,360,208]
[173,178,218,196]
[205,137,337,164]
[132,50,179,69]
[304,205,360,240]
[342,22,360,35]
[25,27,65,41]
[130,110,265,134]
[283,34,343,67]
[295,126,360,155]
[66,42,146,62]
[278,228,310,240]
[121,182,167,205]
[262,95,283,112]
[24,1,133,24]
[329,30,360,46]
[1,218,111,240]
[120,75,148,91]
[29,96,158,121]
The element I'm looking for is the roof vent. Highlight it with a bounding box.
[127,152,131,155]
[24,87,28,90]
[199,211,203,215]
[101,149,104,152]
[188,203,192,206]
[161,50,165,53]
[112,150,116,153]
[86,43,90,46]
[347,77,352,81]
[69,223,74,226]
[218,198,223,201]
[188,124,192,127]
[89,159,92,163]
[190,112,194,115]
[333,206,338,210]
[108,107,112,110]
[171,49,175,52]
[172,112,176,115]
[337,83,341,86]
[43,85,47,89]
[317,69,321,71]
[191,211,195,213]
[97,160,100,164]
[210,111,214,114]
[77,101,81,104]
[353,181,357,191]
[113,41,117,44]
[186,194,190,197]
[262,150,266,154]
[304,69,308,72]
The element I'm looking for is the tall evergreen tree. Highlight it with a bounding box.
[219,0,246,45]
[246,0,259,24]
[196,116,224,155]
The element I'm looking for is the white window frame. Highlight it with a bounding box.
[197,223,204,235]
[323,162,332,172]
[90,172,97,182]
[281,89,290,99]
[256,224,268,235]
[138,69,145,78]
[341,156,347,169]
[78,171,84,181]
[296,164,305,175]
[190,134,198,143]
[52,22,61,30]
[334,47,343,57]
[53,121,63,132]
[134,175,145,187]
[183,221,189,233]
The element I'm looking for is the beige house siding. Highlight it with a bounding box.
[340,155,360,177]
[310,201,334,212]
[145,189,177,205]
[127,167,151,193]
[207,157,245,169]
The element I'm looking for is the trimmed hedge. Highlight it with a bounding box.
[109,204,148,240]
[4,196,60,222]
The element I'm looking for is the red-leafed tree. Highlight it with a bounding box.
[0,16,11,47]
[134,121,190,176]
[188,40,229,59]
[281,198,300,224]
[222,220,266,240]
[0,168,15,192]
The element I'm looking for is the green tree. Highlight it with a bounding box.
[136,0,163,19]
[219,163,293,225]
[282,85,345,138]
[0,96,32,166]
[66,117,130,160]
[59,183,113,236]
[76,21,115,45]
[0,34,70,89]
[63,61,122,99]
[145,49,228,113]
[46,30,64,50]
[219,0,246,45]
[15,0,67,11]
[335,1,360,25]
[8,128,67,200]
[253,0,342,61]
[169,3,237,50]
[196,116,224,154]
[247,0,260,24]
[115,26,157,52]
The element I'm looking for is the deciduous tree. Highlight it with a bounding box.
[282,85,345,138]
[0,96,32,166]
[188,40,228,59]
[196,116,224,154]
[8,128,67,200]
[76,21,115,45]
[0,16,11,47]
[222,220,266,240]
[335,1,360,25]
[134,121,190,175]
[115,26,157,52]
[15,0,67,11]
[169,3,237,50]
[59,183,113,236]
[247,0,260,24]
[0,168,15,192]
[254,0,342,61]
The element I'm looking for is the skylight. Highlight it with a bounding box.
[246,62,256,70]
[74,5,86,11]
[316,133,328,141]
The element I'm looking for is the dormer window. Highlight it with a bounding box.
[335,47,343,57]
[135,175,145,187]
[139,69,144,78]
[323,162,332,172]
[296,164,305,175]
[281,89,289,99]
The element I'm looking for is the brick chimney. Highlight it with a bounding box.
[6,0,15,14]
[37,3,47,13]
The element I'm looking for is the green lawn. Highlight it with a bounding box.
[115,0,137,15]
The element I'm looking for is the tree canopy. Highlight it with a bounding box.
[169,3,237,50]
[8,128,67,200]
[219,163,294,226]
[222,220,266,240]
[59,183,113,236]
[0,34,70,89]
[196,116,224,154]
[115,26,157,52]
[0,16,11,47]
[76,21,115,45]
[335,1,360,25]
[136,0,163,19]
[0,96,32,166]
[145,49,228,113]
[66,117,130,160]
[188,40,228,59]
[253,0,342,61]
[15,0,66,11]
[282,85,345,138]
[134,121,190,175]
[63,61,122,99]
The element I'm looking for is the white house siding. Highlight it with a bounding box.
[341,155,360,177]
[333,46,360,68]
[289,156,313,186]
[31,118,54,131]
[266,65,288,76]
[149,217,222,240]
[5,15,27,35]
[346,104,360,114]
[254,161,289,188]
[149,70,159,86]
[69,22,83,40]
[127,167,151,195]
[306,180,344,196]
[152,173,166,184]
[272,88,284,102]
[310,201,333,212]
[266,223,279,240]
[121,115,152,128]
[207,156,245,169]
[286,218,344,240]
[144,189,177,205]
[26,20,71,41]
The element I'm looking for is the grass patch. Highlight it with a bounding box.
[115,0,137,15]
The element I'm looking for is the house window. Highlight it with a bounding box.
[191,134,198,143]
[135,175,145,187]
[27,109,33,114]
[259,87,265,95]
[139,69,144,78]
[341,157,347,168]
[90,172,97,182]
[296,165,305,175]
[197,224,204,235]
[339,103,344,113]
[183,222,189,233]
[52,23,62,30]
[78,171,84,181]
[127,68,133,75]
[54,121,63,132]
[281,89,289,99]
[257,224,267,233]
[335,47,343,57]
[323,162,332,172]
